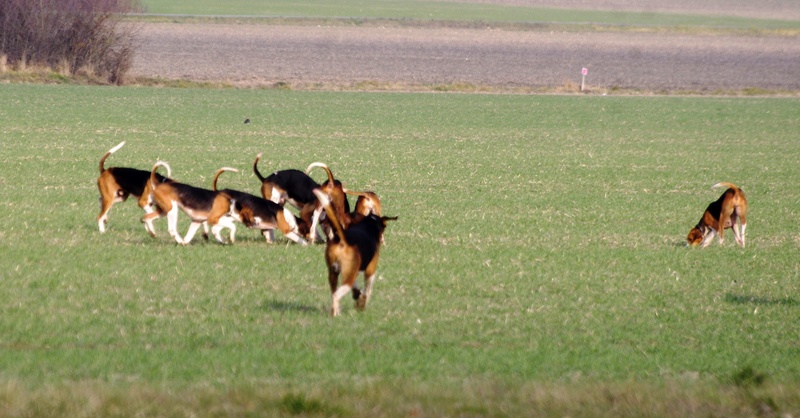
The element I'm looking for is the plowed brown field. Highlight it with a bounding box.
[130,16,800,93]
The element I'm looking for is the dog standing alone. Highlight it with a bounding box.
[687,182,748,248]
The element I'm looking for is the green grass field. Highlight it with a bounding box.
[1,84,799,416]
[139,0,800,31]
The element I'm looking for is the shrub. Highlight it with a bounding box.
[0,0,141,84]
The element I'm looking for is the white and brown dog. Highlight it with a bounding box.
[687,182,748,248]
[344,189,382,223]
[143,162,236,245]
[253,153,324,242]
[306,162,351,238]
[312,188,396,317]
[96,141,170,233]
[212,168,308,245]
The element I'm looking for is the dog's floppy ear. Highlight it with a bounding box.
[686,227,703,247]
[239,207,255,226]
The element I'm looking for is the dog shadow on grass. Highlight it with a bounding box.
[725,293,799,306]
[261,299,323,314]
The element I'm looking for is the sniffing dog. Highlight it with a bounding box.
[96,141,169,233]
[342,189,386,243]
[306,162,351,237]
[143,161,236,245]
[253,153,324,242]
[212,168,308,245]
[312,188,396,317]
[687,182,748,248]
[344,189,382,223]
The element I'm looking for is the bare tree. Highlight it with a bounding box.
[0,0,141,84]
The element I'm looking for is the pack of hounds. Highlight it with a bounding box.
[96,142,396,316]
[96,142,749,314]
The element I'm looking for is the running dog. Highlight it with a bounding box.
[687,182,748,248]
[212,168,308,245]
[143,161,236,245]
[312,188,396,317]
[96,141,169,233]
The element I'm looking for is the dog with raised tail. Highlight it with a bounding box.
[212,168,308,245]
[96,141,170,233]
[143,161,236,245]
[344,189,382,223]
[306,162,350,238]
[312,188,396,317]
[253,153,324,243]
[687,182,748,248]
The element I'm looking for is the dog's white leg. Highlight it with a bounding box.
[269,189,283,205]
[214,217,236,243]
[140,206,156,235]
[98,197,109,233]
[183,221,203,245]
[142,213,158,237]
[309,206,324,244]
[281,210,307,245]
[210,224,225,243]
[364,273,376,301]
[700,230,716,248]
[143,217,153,236]
[227,219,236,243]
[264,229,275,243]
[98,216,107,233]
[331,285,351,317]
[740,223,747,247]
[284,231,308,246]
[201,221,210,241]
[732,220,743,247]
[166,205,183,244]
[209,219,235,244]
[356,273,376,311]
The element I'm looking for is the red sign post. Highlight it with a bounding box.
[581,67,588,92]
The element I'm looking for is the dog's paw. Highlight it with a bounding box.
[355,294,367,311]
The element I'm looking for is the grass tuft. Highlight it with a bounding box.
[279,393,334,416]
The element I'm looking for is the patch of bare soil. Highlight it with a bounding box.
[437,0,800,21]
[131,23,800,94]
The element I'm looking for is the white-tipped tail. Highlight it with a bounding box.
[151,160,172,186]
[313,188,331,207]
[109,141,126,154]
[711,182,738,190]
[157,160,172,178]
[212,167,239,191]
[305,162,328,175]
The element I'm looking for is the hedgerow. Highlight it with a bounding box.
[0,0,141,84]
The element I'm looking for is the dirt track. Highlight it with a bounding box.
[131,23,800,93]
[438,0,800,21]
